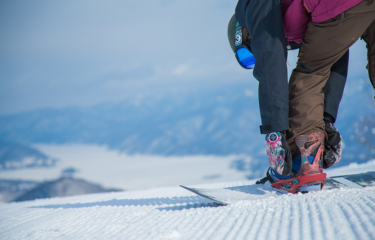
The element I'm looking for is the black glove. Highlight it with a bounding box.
[323,123,343,169]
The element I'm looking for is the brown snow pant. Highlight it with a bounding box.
[287,0,375,156]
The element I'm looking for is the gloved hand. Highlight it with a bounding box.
[323,123,343,169]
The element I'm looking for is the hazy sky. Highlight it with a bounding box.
[0,0,369,115]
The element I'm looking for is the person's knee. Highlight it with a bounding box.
[298,63,313,73]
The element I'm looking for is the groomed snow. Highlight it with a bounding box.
[1,161,375,240]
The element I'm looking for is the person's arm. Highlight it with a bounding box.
[323,50,349,122]
[236,0,290,133]
[237,0,288,83]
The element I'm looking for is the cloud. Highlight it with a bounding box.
[244,89,255,97]
[172,63,190,76]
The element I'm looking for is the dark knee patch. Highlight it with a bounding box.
[300,63,313,73]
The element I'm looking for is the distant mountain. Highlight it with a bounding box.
[0,141,56,171]
[0,179,40,203]
[0,80,373,171]
[0,84,264,156]
[14,177,121,202]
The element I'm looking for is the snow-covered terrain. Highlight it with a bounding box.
[0,144,255,190]
[1,161,375,240]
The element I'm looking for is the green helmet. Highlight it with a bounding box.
[227,14,238,53]
[227,14,255,69]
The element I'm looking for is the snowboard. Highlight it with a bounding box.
[180,171,375,205]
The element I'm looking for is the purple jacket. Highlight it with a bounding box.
[282,0,310,45]
[282,0,362,45]
[304,0,363,23]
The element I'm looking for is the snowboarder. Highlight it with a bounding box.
[286,0,375,189]
[227,0,355,192]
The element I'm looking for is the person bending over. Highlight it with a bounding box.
[227,0,351,192]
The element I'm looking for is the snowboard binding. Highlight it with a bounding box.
[270,132,327,193]
[271,173,327,194]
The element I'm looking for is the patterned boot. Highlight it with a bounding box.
[270,132,327,193]
[265,131,292,176]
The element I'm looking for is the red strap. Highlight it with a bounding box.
[271,173,327,194]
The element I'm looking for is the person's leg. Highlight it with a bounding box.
[362,19,375,90]
[323,50,349,122]
[287,1,375,156]
[321,50,349,169]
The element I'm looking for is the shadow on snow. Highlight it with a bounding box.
[30,196,225,211]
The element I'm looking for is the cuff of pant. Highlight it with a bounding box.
[260,124,290,134]
[259,125,273,134]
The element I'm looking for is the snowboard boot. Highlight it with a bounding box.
[265,131,292,176]
[270,132,327,193]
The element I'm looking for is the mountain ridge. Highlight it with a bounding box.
[0,81,373,170]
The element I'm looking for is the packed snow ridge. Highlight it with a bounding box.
[1,161,375,240]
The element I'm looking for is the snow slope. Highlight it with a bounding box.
[1,162,375,240]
